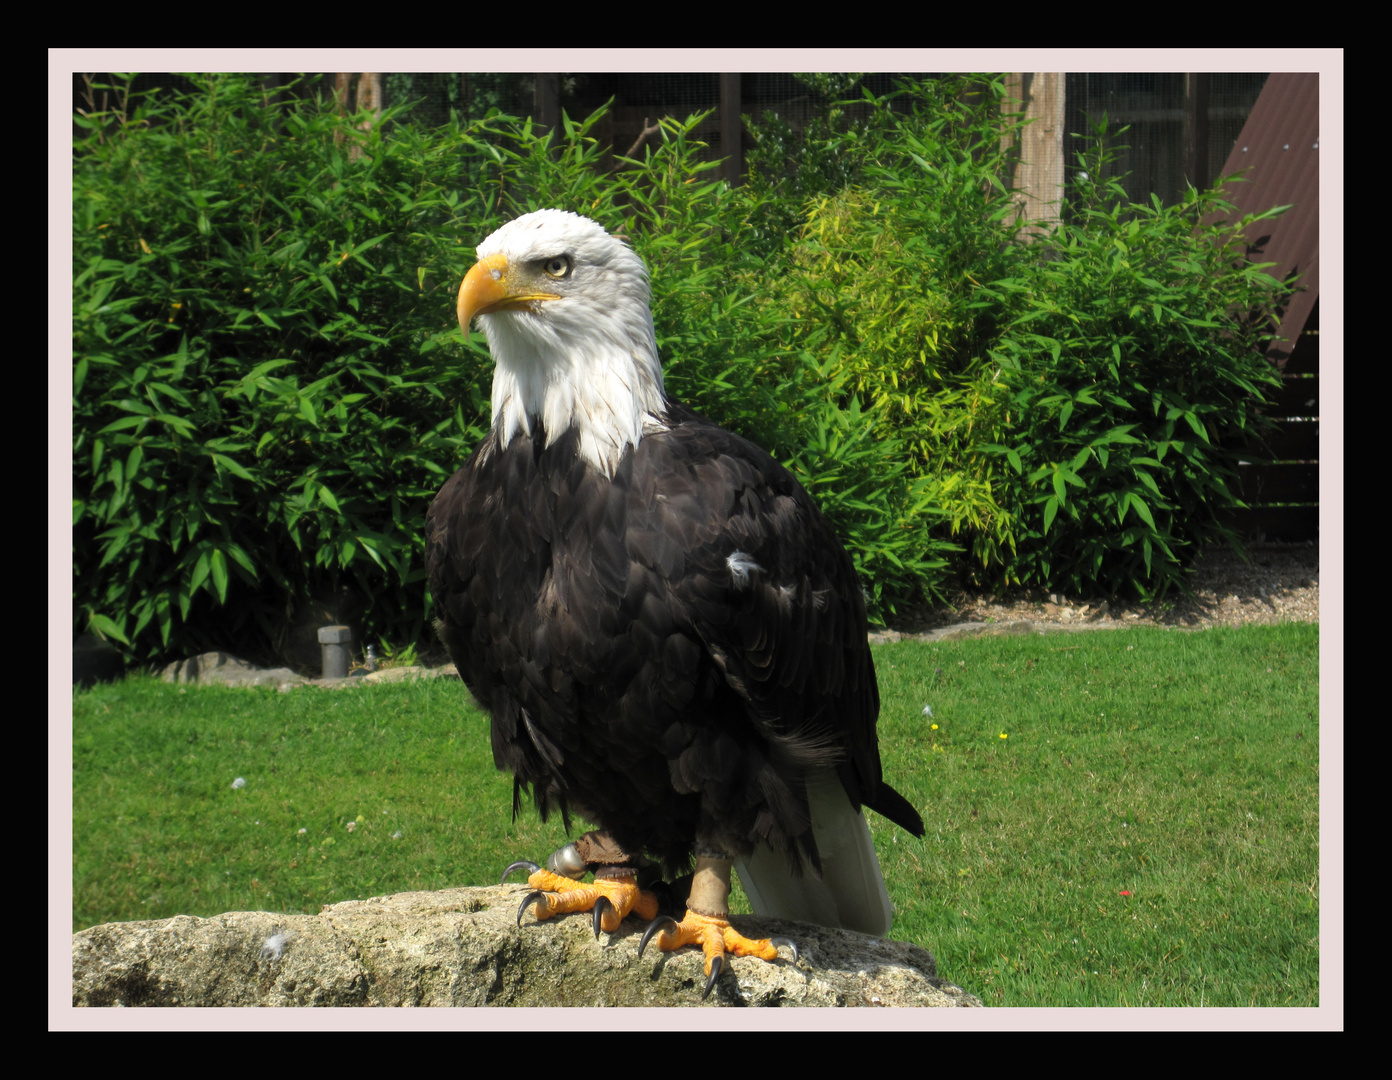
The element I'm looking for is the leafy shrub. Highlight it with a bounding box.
[732,77,1030,589]
[973,121,1289,598]
[734,80,1291,601]
[72,76,940,670]
[73,74,1293,675]
[617,112,959,614]
[73,74,494,666]
[739,73,876,258]
[764,354,953,616]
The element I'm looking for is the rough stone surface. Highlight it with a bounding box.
[153,650,465,692]
[72,884,981,1008]
[161,651,308,690]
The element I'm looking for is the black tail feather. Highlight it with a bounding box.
[869,783,925,837]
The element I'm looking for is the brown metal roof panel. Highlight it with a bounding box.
[1213,72,1320,364]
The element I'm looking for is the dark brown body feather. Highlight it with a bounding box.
[426,400,923,877]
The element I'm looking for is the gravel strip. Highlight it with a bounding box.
[877,542,1319,641]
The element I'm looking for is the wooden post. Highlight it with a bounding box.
[331,74,382,162]
[534,72,561,145]
[1184,73,1211,188]
[720,73,743,187]
[1004,72,1066,239]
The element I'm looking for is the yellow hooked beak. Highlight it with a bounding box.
[457,253,561,338]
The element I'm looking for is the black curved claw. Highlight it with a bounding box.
[701,952,725,1000]
[637,915,680,959]
[501,860,541,884]
[592,895,614,939]
[516,890,545,926]
[770,936,800,964]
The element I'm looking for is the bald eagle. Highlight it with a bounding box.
[427,209,924,995]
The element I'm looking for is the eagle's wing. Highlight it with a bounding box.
[426,432,577,817]
[630,407,922,933]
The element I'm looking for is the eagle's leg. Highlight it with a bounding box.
[502,831,659,935]
[637,851,798,999]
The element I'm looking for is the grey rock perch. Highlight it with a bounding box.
[72,884,982,1008]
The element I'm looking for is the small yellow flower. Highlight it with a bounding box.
[999,732,1008,740]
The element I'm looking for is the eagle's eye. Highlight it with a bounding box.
[542,255,572,279]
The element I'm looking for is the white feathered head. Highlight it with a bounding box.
[457,209,667,474]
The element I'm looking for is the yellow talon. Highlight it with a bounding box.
[517,868,659,932]
[643,909,779,974]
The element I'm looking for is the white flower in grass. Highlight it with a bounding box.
[231,777,246,789]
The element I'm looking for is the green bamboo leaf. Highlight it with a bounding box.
[154,590,173,646]
[357,536,388,571]
[87,613,130,646]
[243,359,296,381]
[153,413,197,435]
[210,548,229,603]
[97,416,147,435]
[189,550,211,595]
[131,601,154,640]
[97,528,130,569]
[349,232,393,257]
[224,544,257,577]
[213,453,256,482]
[1128,492,1156,528]
[1091,426,1141,447]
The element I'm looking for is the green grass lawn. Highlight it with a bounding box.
[70,623,1319,1007]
